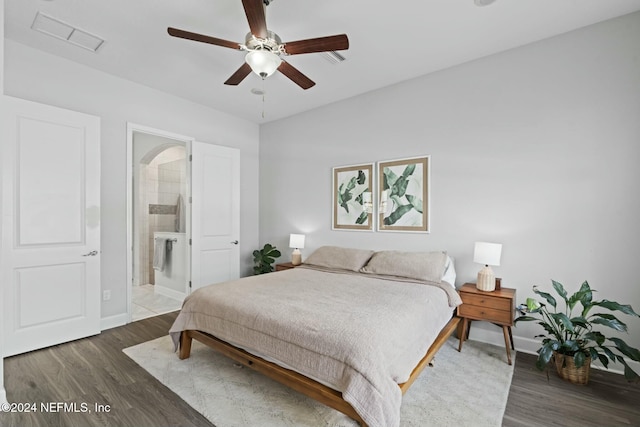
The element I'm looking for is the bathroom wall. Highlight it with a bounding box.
[138,146,186,285]
[158,157,187,232]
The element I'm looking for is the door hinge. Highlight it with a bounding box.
[189,154,192,161]
[189,281,192,288]
[189,196,192,203]
[189,238,192,245]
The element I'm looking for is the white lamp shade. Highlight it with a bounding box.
[473,242,502,266]
[289,234,305,249]
[245,50,282,78]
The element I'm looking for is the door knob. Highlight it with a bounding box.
[82,250,98,256]
[231,240,239,245]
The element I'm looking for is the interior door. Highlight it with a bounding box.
[190,142,240,291]
[1,96,101,357]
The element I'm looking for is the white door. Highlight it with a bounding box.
[1,96,101,357]
[190,142,240,291]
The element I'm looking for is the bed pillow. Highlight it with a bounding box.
[360,250,448,283]
[441,256,457,288]
[304,246,375,272]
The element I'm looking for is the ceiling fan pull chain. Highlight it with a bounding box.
[261,79,266,119]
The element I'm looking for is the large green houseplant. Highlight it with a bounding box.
[515,280,640,383]
[252,243,281,275]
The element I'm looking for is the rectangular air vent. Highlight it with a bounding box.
[322,50,346,64]
[31,12,104,52]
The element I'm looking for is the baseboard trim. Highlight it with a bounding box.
[101,313,128,331]
[468,324,639,377]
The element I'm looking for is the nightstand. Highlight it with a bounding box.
[457,282,516,365]
[275,262,296,271]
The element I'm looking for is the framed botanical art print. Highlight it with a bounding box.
[332,163,374,231]
[377,156,430,232]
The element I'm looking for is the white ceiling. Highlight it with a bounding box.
[5,0,640,124]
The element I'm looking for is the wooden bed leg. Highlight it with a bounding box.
[179,331,193,360]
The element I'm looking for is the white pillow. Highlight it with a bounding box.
[441,256,456,288]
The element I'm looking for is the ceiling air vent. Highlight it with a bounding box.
[321,50,346,64]
[31,12,104,52]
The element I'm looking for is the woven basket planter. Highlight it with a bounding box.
[554,352,591,385]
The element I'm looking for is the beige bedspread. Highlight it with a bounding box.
[169,266,460,427]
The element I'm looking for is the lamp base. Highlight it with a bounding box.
[476,265,496,292]
[291,249,302,266]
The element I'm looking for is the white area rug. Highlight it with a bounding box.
[124,336,514,427]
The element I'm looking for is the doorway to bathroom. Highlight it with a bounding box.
[127,125,192,322]
[126,123,241,323]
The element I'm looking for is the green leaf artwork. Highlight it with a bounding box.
[333,164,372,230]
[378,157,428,231]
[337,176,357,213]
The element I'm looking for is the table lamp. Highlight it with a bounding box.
[474,242,502,292]
[289,234,305,266]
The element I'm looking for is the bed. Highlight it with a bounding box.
[169,247,462,427]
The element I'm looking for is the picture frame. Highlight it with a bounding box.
[332,163,374,231]
[377,156,430,233]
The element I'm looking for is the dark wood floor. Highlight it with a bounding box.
[503,352,640,427]
[1,312,639,427]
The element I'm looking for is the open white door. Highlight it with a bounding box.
[1,96,101,357]
[190,142,240,291]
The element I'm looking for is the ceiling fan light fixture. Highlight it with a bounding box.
[474,0,497,6]
[245,49,282,79]
[168,1,347,89]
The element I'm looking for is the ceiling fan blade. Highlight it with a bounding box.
[283,34,349,55]
[224,63,253,86]
[168,27,240,50]
[278,61,315,90]
[242,0,268,39]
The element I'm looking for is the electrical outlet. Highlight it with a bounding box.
[103,290,111,301]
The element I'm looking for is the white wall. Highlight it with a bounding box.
[259,12,640,366]
[3,40,260,323]
[0,0,7,406]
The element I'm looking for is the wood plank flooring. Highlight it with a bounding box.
[1,311,639,427]
[1,312,213,427]
[503,352,640,427]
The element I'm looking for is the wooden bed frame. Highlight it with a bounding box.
[178,315,461,427]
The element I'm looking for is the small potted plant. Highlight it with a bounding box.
[515,280,640,384]
[252,243,281,275]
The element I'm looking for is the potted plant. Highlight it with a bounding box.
[252,243,281,275]
[515,280,640,384]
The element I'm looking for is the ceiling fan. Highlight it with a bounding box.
[167,0,349,90]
